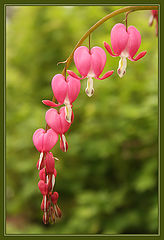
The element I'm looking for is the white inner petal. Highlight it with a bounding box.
[64,95,72,123]
[51,174,55,191]
[117,56,127,78]
[85,76,94,97]
[38,152,43,170]
[61,134,67,152]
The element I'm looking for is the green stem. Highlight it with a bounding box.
[61,5,158,75]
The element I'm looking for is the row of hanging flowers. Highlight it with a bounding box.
[32,8,158,224]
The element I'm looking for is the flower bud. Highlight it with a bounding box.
[55,205,62,218]
[38,180,49,195]
[46,152,54,174]
[41,199,50,211]
[51,192,59,205]
[39,168,46,181]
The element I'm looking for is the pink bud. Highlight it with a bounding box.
[39,168,46,181]
[51,192,59,205]
[46,152,54,174]
[38,180,49,195]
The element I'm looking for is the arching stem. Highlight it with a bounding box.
[89,34,91,54]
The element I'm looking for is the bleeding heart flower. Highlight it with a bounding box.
[149,10,158,36]
[43,74,80,123]
[38,180,49,196]
[67,46,114,97]
[51,192,59,205]
[104,23,147,78]
[39,168,46,181]
[33,128,58,170]
[45,106,74,152]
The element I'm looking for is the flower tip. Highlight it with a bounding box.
[85,87,94,97]
[117,68,126,78]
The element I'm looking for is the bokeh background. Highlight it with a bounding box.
[6,6,158,234]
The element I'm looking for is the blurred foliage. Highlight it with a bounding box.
[6,6,158,234]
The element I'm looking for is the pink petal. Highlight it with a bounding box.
[46,152,54,174]
[111,23,128,55]
[59,107,73,133]
[67,70,83,80]
[38,180,49,195]
[33,128,45,152]
[128,51,147,61]
[90,47,106,77]
[45,108,62,134]
[43,129,58,152]
[96,70,114,80]
[67,75,81,103]
[51,74,67,104]
[127,26,141,58]
[42,100,62,107]
[74,46,91,77]
[104,42,118,57]
[54,168,57,177]
[39,168,46,181]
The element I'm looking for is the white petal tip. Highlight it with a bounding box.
[117,68,126,78]
[85,88,94,97]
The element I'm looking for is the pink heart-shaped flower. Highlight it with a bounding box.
[51,74,81,105]
[38,180,49,195]
[45,107,73,135]
[33,128,58,153]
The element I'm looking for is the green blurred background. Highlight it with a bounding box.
[6,6,158,234]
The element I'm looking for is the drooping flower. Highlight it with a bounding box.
[43,74,80,123]
[51,192,59,205]
[104,23,147,78]
[33,128,58,170]
[149,10,158,36]
[51,192,62,218]
[45,106,74,152]
[67,46,114,97]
